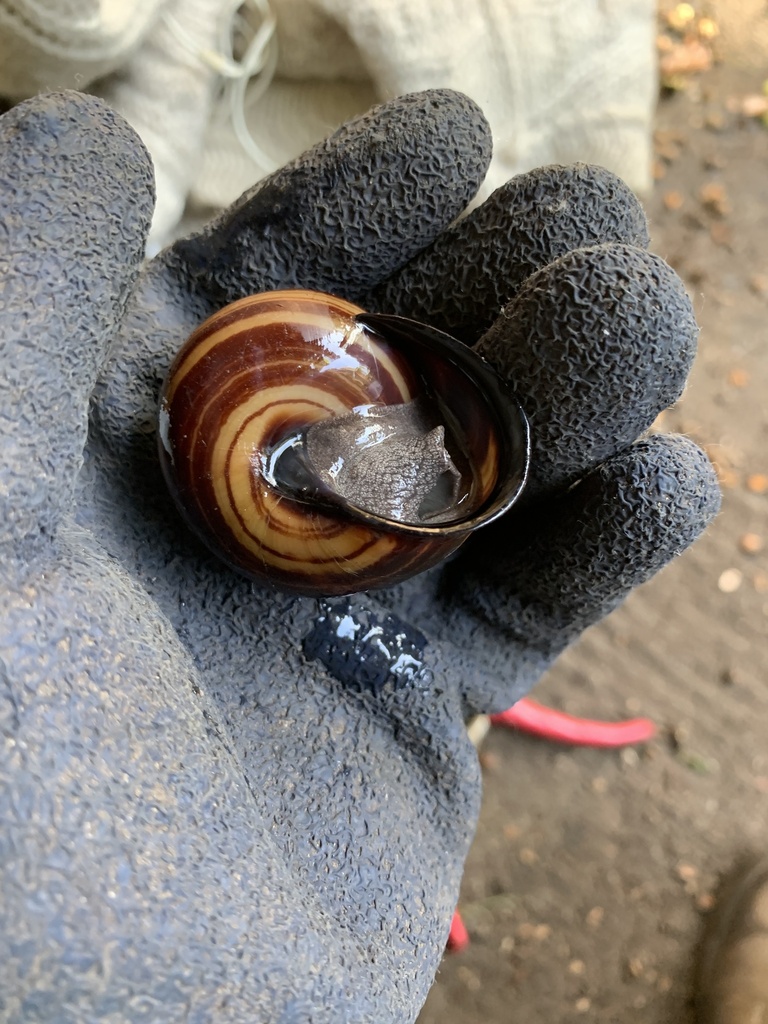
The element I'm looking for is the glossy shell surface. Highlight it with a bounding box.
[158,289,529,596]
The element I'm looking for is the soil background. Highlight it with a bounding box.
[419,5,768,1023]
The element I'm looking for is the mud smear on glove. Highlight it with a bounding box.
[303,599,428,693]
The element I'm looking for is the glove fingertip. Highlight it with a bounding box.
[478,243,699,498]
[448,433,721,647]
[369,162,650,340]
[170,88,492,303]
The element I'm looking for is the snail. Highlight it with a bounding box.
[157,289,529,596]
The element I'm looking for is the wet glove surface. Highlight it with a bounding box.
[0,90,720,1023]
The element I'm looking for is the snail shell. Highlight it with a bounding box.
[158,289,529,596]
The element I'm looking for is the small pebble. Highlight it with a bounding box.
[718,568,743,593]
[740,94,768,118]
[699,182,731,216]
[727,367,749,387]
[677,862,699,882]
[627,956,645,978]
[569,959,586,976]
[746,474,768,494]
[660,40,712,85]
[697,892,716,911]
[575,997,591,1013]
[665,3,696,31]
[720,666,741,686]
[586,906,604,928]
[739,532,764,555]
[698,17,719,39]
[671,722,690,748]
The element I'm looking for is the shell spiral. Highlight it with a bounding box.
[158,289,529,596]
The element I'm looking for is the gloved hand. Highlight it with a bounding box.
[0,89,720,1023]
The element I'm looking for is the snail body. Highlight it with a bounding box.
[158,289,529,596]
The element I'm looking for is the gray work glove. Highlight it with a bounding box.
[0,89,720,1023]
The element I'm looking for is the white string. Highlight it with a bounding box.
[162,0,279,175]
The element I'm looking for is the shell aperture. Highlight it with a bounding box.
[271,399,463,524]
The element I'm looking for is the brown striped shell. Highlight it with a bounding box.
[157,289,529,596]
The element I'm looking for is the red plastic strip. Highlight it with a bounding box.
[447,910,469,952]
[489,698,656,748]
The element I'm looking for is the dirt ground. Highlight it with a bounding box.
[419,11,768,1024]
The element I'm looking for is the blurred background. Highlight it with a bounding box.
[1,1,766,1020]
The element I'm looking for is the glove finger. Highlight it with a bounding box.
[94,88,492,456]
[167,88,492,306]
[477,242,699,499]
[439,434,721,713]
[0,91,154,558]
[366,162,650,342]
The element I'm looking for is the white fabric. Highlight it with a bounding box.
[0,0,657,250]
[193,0,657,215]
[92,0,226,246]
[0,0,165,97]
